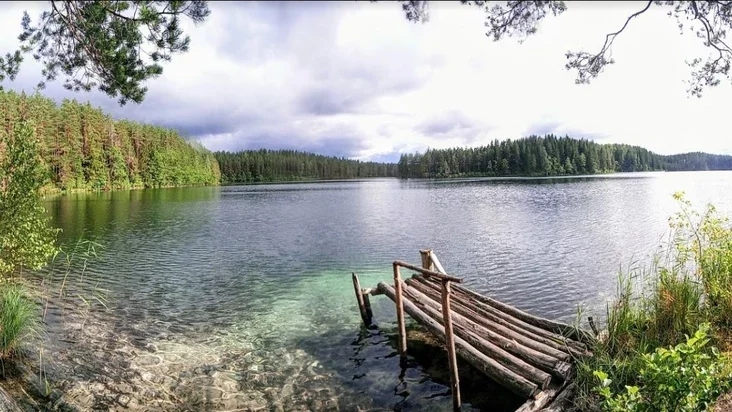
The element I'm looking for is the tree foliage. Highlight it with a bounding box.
[397,134,732,178]
[0,89,220,191]
[215,150,398,183]
[0,1,210,105]
[398,0,732,97]
[0,119,57,276]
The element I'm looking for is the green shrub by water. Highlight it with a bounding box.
[574,193,732,411]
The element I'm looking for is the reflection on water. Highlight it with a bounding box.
[30,172,732,410]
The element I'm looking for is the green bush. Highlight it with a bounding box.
[594,323,731,412]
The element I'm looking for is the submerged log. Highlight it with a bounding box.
[403,284,552,389]
[377,282,540,399]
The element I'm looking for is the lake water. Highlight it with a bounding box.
[32,171,732,411]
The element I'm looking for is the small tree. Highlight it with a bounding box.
[0,120,58,276]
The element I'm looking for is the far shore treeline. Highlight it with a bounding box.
[396,135,732,178]
[3,89,732,191]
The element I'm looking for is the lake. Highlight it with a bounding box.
[34,171,732,411]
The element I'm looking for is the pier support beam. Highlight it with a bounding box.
[393,263,407,357]
[352,273,372,326]
[442,279,462,411]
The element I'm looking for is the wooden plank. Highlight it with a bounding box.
[393,263,407,356]
[441,279,462,411]
[378,282,540,399]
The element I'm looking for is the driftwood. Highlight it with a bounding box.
[378,282,540,398]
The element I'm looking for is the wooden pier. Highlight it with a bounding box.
[352,250,594,412]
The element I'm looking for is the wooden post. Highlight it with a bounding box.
[441,279,462,411]
[393,262,407,356]
[420,249,434,271]
[352,273,372,326]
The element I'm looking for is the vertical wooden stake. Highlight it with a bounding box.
[441,279,461,411]
[393,263,407,357]
[420,249,433,272]
[352,273,372,326]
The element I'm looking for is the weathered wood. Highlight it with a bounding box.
[430,252,447,275]
[515,382,569,412]
[403,283,554,388]
[393,263,407,356]
[378,282,540,399]
[540,383,576,412]
[352,273,372,326]
[394,260,463,283]
[451,281,594,344]
[408,277,575,363]
[420,249,434,271]
[413,275,590,356]
[440,279,461,411]
[588,317,599,336]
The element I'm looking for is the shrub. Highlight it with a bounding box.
[594,323,731,412]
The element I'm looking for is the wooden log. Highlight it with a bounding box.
[430,251,447,275]
[403,284,554,388]
[440,280,462,411]
[412,275,589,357]
[408,278,573,362]
[540,383,576,412]
[394,260,463,283]
[420,249,434,271]
[377,282,539,399]
[515,382,569,412]
[451,282,594,344]
[393,263,407,356]
[352,273,372,326]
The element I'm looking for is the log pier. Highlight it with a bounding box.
[351,249,592,412]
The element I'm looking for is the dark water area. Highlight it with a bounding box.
[32,171,732,411]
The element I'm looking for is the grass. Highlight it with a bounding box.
[0,282,40,376]
[573,192,732,411]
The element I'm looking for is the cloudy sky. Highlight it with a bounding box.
[1,1,730,162]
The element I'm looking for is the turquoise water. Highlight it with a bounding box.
[36,171,732,411]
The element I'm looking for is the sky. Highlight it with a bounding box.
[0,1,730,162]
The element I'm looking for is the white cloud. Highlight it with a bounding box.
[0,1,730,160]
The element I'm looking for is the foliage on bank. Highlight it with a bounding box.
[0,90,220,192]
[214,149,398,183]
[397,135,732,178]
[575,193,732,411]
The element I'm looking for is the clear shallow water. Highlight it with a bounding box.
[37,171,732,411]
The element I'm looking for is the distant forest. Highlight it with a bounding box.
[214,150,399,183]
[0,91,220,191]
[397,135,732,178]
